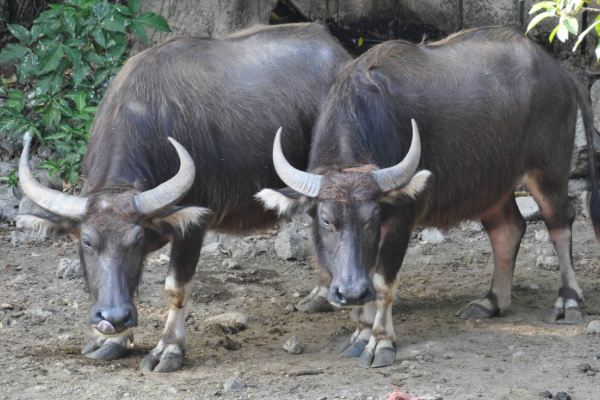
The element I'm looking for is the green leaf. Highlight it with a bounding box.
[91,26,106,48]
[72,112,92,121]
[0,117,17,134]
[17,53,40,81]
[526,10,556,34]
[64,46,82,64]
[529,1,557,14]
[563,16,578,36]
[93,68,109,87]
[8,24,32,44]
[129,0,140,15]
[43,105,62,129]
[8,90,24,99]
[84,51,106,66]
[30,25,43,42]
[136,13,171,32]
[49,74,64,95]
[39,161,58,169]
[0,44,31,62]
[573,20,600,50]
[93,0,110,20]
[83,106,97,114]
[66,38,86,47]
[557,23,569,42]
[130,20,148,45]
[63,14,77,37]
[100,12,128,33]
[35,73,54,93]
[35,7,62,23]
[69,168,79,186]
[38,44,64,75]
[115,5,133,16]
[108,43,127,58]
[549,24,559,43]
[43,133,68,140]
[72,62,91,86]
[74,91,87,112]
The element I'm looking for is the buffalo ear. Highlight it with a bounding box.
[255,187,315,216]
[15,214,77,237]
[146,206,211,236]
[379,170,432,203]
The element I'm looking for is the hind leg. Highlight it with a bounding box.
[457,196,526,318]
[525,175,583,324]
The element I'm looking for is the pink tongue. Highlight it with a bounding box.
[98,320,116,334]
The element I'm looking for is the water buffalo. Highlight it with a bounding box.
[17,23,351,372]
[257,25,600,368]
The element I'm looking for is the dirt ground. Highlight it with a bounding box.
[2,207,600,400]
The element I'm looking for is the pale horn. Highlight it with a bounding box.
[134,137,196,215]
[19,137,87,218]
[372,119,423,192]
[272,127,322,197]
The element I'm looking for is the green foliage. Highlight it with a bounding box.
[0,0,170,186]
[0,170,18,189]
[527,0,600,59]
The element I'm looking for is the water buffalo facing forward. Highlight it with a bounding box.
[258,25,600,368]
[17,23,351,372]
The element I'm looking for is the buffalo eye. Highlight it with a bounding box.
[82,237,92,249]
[321,217,330,227]
[135,233,143,246]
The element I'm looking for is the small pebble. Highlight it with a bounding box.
[555,393,571,400]
[584,320,600,334]
[283,335,303,354]
[285,304,295,312]
[223,379,246,391]
[540,391,552,399]
[578,363,591,373]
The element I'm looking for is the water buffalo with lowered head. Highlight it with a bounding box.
[17,23,351,372]
[257,25,600,368]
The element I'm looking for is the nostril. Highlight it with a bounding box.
[359,290,369,303]
[335,288,348,306]
[122,315,132,327]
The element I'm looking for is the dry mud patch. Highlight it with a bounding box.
[1,217,600,400]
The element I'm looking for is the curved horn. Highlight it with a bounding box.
[19,137,87,218]
[134,137,196,216]
[273,127,322,197]
[372,119,423,192]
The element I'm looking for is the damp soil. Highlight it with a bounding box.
[2,213,600,400]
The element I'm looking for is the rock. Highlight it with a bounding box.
[534,230,550,242]
[220,236,259,260]
[0,161,14,177]
[421,228,445,243]
[578,363,591,373]
[568,179,586,198]
[283,335,303,354]
[274,230,311,260]
[201,242,221,256]
[223,379,246,391]
[571,108,600,177]
[540,391,553,399]
[203,231,219,246]
[205,312,248,329]
[18,196,48,216]
[223,259,241,270]
[460,221,483,233]
[37,144,53,159]
[11,230,45,244]
[555,392,571,400]
[285,304,295,312]
[0,134,21,158]
[580,191,590,219]
[0,185,20,220]
[56,258,83,279]
[584,320,600,334]
[516,196,541,221]
[536,255,559,271]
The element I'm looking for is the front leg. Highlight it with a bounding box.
[353,215,411,368]
[141,227,204,372]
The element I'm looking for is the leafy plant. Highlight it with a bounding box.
[0,0,170,186]
[0,170,18,188]
[527,0,600,59]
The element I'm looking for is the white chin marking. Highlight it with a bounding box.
[92,326,135,339]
